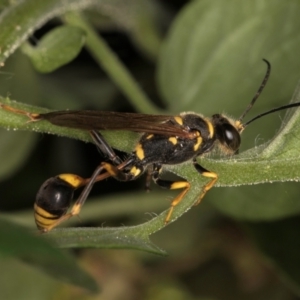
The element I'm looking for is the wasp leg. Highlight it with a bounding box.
[64,158,137,226]
[144,166,153,192]
[90,130,123,165]
[152,160,218,224]
[151,164,191,224]
[99,154,139,181]
[192,159,218,206]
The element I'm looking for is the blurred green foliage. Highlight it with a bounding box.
[0,0,300,299]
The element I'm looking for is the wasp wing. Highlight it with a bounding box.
[39,110,190,138]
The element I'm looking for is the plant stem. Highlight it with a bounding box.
[64,11,162,114]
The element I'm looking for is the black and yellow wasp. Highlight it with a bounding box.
[1,59,300,232]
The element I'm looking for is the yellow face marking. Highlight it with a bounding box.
[58,174,84,188]
[174,116,183,125]
[168,137,177,145]
[235,120,244,133]
[130,166,141,177]
[135,143,145,160]
[204,119,214,138]
[193,136,203,151]
[146,134,154,139]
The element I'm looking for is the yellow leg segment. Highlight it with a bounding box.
[164,181,190,224]
[194,171,218,206]
[164,170,218,225]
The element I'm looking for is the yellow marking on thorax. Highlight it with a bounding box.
[174,116,183,125]
[205,119,214,138]
[193,136,203,151]
[146,134,154,139]
[135,143,145,160]
[168,137,177,145]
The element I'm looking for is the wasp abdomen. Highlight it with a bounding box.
[34,176,75,231]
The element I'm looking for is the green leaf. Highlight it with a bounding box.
[158,0,300,116]
[246,217,300,296]
[47,226,167,256]
[0,218,99,292]
[0,1,159,114]
[22,25,86,73]
[0,0,141,65]
[0,0,92,65]
[207,183,300,221]
[157,0,300,221]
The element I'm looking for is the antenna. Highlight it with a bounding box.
[239,59,300,128]
[242,102,300,128]
[238,59,271,122]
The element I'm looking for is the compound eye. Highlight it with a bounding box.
[223,124,241,152]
